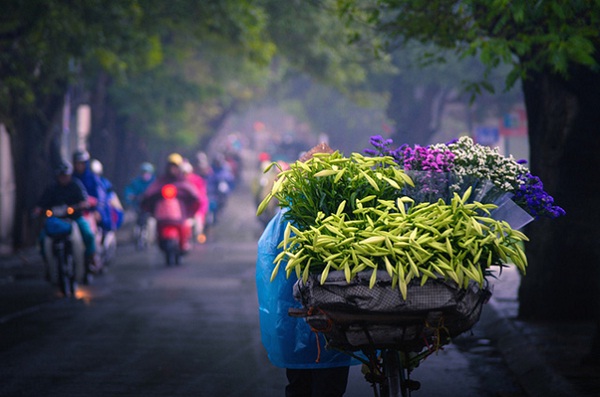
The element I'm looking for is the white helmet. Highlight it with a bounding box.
[180,159,193,174]
[90,159,103,175]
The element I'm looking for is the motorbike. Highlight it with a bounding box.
[81,197,106,277]
[41,205,85,297]
[133,210,156,251]
[97,224,117,266]
[79,193,122,272]
[97,191,124,266]
[151,183,193,266]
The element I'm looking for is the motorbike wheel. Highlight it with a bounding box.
[65,250,77,297]
[102,231,117,266]
[164,239,179,266]
[57,260,68,296]
[134,224,148,251]
[166,250,178,266]
[56,247,72,297]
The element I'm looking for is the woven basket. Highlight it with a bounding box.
[293,270,491,352]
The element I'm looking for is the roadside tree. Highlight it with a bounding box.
[333,0,600,359]
[0,0,274,246]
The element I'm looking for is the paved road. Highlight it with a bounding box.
[0,173,526,397]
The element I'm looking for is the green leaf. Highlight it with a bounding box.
[369,267,378,288]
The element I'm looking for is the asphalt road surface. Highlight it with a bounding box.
[0,174,526,397]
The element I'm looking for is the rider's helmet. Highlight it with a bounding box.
[167,153,183,166]
[90,159,103,175]
[55,161,73,176]
[180,159,193,175]
[211,153,226,169]
[140,162,155,174]
[72,149,91,163]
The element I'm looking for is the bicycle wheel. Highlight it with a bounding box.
[382,350,403,397]
[134,225,144,250]
[102,231,117,265]
[139,225,148,249]
[65,250,77,297]
[382,350,422,397]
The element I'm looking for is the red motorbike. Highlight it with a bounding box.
[142,182,198,266]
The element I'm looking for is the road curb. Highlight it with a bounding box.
[0,248,42,281]
[479,298,578,397]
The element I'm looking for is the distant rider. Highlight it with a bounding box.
[140,153,201,252]
[124,162,156,212]
[124,162,156,237]
[90,158,124,231]
[181,159,209,242]
[205,153,235,225]
[72,150,111,234]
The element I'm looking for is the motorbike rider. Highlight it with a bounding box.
[181,159,209,243]
[205,153,235,226]
[124,162,156,211]
[195,151,212,179]
[33,161,98,278]
[72,149,112,233]
[90,158,124,231]
[124,162,155,232]
[140,153,201,252]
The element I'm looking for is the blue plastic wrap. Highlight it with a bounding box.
[44,217,72,236]
[256,208,357,369]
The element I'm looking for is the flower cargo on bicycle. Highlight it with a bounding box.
[256,137,563,395]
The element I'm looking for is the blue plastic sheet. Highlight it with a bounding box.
[256,208,357,369]
[44,217,72,236]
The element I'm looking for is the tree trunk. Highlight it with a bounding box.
[10,93,64,249]
[584,322,600,365]
[89,72,112,164]
[518,67,600,322]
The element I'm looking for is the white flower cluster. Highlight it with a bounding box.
[431,136,530,192]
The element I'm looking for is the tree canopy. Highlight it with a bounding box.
[0,0,281,246]
[334,0,600,91]
[1,0,392,247]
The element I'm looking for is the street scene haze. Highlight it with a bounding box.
[1,2,599,397]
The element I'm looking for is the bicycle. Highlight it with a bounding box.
[289,307,437,397]
[290,272,491,397]
[363,349,425,397]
